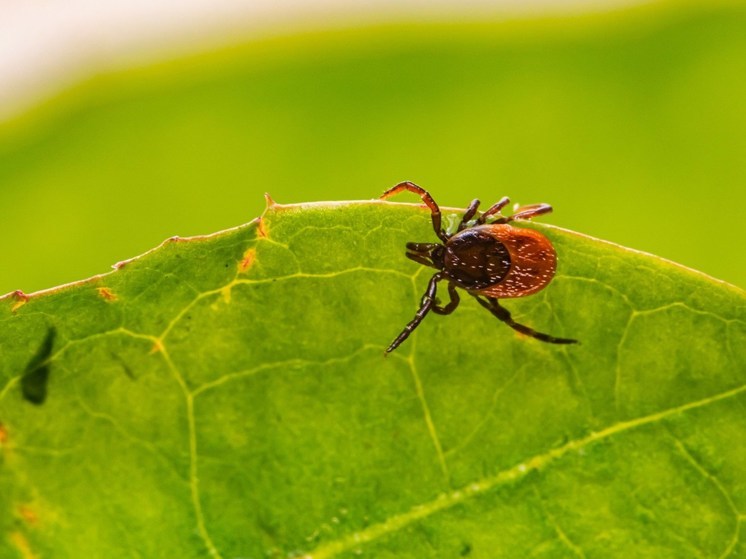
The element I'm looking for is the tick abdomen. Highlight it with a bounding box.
[444,225,556,297]
[476,224,557,298]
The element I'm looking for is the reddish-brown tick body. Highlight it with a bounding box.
[380,181,576,353]
[442,224,556,298]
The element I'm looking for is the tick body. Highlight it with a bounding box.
[381,181,577,353]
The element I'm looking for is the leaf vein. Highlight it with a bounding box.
[75,396,187,484]
[533,486,587,559]
[406,349,450,486]
[302,381,746,559]
[668,434,742,559]
[159,344,224,559]
[444,366,524,459]
[191,345,381,397]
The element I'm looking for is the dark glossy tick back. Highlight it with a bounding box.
[380,181,578,353]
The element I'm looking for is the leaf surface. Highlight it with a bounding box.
[1,200,745,558]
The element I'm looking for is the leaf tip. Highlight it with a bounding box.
[11,290,28,313]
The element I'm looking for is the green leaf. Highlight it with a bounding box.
[1,200,745,558]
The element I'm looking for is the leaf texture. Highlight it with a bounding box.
[1,200,745,558]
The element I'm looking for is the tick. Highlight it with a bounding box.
[381,181,578,353]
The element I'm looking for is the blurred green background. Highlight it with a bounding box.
[1,0,744,295]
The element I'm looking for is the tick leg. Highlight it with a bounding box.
[406,251,434,268]
[405,242,439,268]
[432,282,460,315]
[476,196,511,224]
[472,295,578,344]
[381,181,448,242]
[506,203,553,222]
[458,199,481,231]
[386,273,444,353]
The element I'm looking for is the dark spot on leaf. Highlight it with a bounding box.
[460,542,472,556]
[110,351,135,380]
[21,327,56,405]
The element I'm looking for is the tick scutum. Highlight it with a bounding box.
[444,228,511,291]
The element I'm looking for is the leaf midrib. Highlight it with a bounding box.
[303,380,746,559]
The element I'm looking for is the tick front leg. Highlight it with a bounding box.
[472,295,578,344]
[405,242,440,268]
[476,196,510,224]
[386,272,444,353]
[381,181,448,242]
[506,203,553,222]
[457,199,481,231]
[405,251,435,267]
[432,282,460,315]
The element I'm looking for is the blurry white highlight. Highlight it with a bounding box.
[0,0,643,121]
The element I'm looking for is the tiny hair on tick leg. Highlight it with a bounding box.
[379,181,578,353]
